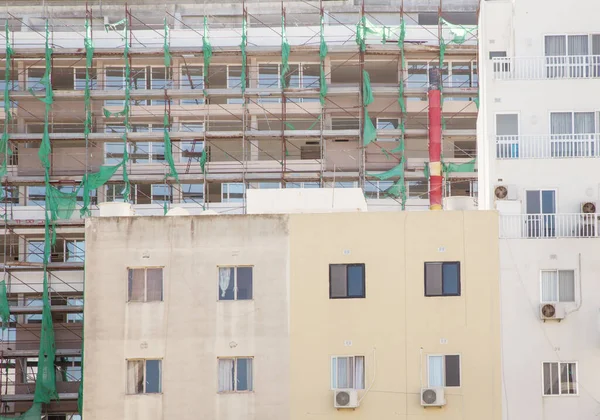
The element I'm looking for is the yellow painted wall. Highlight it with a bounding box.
[289,211,501,420]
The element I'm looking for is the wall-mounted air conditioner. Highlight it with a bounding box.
[581,201,597,214]
[421,387,446,407]
[333,389,359,409]
[540,303,566,321]
[494,184,517,200]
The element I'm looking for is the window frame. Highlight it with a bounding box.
[542,361,578,396]
[329,263,366,299]
[330,355,366,390]
[424,261,461,297]
[427,354,462,388]
[217,357,254,393]
[127,267,164,303]
[126,359,162,394]
[540,269,576,304]
[217,266,254,301]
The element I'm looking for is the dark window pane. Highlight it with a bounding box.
[550,363,559,395]
[425,263,442,296]
[145,360,161,393]
[442,263,460,295]
[236,358,252,391]
[330,264,347,298]
[237,267,253,300]
[543,362,552,395]
[347,265,365,297]
[444,355,460,387]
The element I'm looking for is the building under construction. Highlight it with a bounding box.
[0,0,478,417]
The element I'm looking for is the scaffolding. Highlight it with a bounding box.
[0,0,478,415]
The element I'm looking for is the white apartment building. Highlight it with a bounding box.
[479,0,600,418]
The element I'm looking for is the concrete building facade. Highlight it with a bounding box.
[478,0,600,418]
[84,211,500,420]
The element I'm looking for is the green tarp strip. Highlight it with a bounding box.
[440,18,477,45]
[362,70,376,146]
[0,403,42,419]
[362,70,374,106]
[0,280,9,327]
[367,161,404,180]
[104,18,127,33]
[200,148,207,173]
[390,136,405,153]
[163,18,171,68]
[280,15,290,89]
[363,110,376,146]
[240,17,247,96]
[163,113,179,183]
[203,17,212,95]
[319,15,328,106]
[80,163,122,216]
[443,158,476,174]
[47,185,80,221]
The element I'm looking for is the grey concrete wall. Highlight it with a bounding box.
[83,214,290,420]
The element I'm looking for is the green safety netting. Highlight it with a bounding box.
[203,17,212,95]
[163,113,179,182]
[356,15,396,51]
[34,271,58,403]
[366,155,406,207]
[0,280,9,327]
[443,158,476,174]
[80,163,123,216]
[440,18,477,45]
[47,185,80,221]
[83,17,94,142]
[362,70,376,146]
[367,160,403,180]
[280,15,291,89]
[199,147,207,173]
[104,18,127,32]
[163,18,172,68]
[319,14,328,106]
[390,135,405,154]
[0,403,42,420]
[240,17,247,96]
[103,18,131,202]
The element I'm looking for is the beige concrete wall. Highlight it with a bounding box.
[83,215,290,420]
[288,211,501,420]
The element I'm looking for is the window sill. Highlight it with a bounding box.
[217,299,254,302]
[126,392,163,396]
[543,394,579,397]
[217,390,254,394]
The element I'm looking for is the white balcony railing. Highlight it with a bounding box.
[493,55,600,80]
[500,213,599,239]
[496,134,600,159]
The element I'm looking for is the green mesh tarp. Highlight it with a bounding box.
[80,163,122,216]
[47,185,80,221]
[390,136,405,154]
[319,15,328,106]
[0,403,42,420]
[356,16,396,51]
[441,18,477,45]
[240,17,247,96]
[203,17,212,95]
[163,18,172,68]
[0,280,9,327]
[443,158,476,174]
[367,161,404,180]
[33,272,58,403]
[103,18,131,202]
[33,22,53,172]
[362,70,376,146]
[163,113,179,182]
[200,148,207,173]
[280,15,291,89]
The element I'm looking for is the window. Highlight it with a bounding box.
[180,65,204,105]
[27,186,46,206]
[66,297,84,323]
[541,270,575,303]
[495,113,519,158]
[181,183,204,204]
[526,190,556,238]
[550,111,596,157]
[26,240,45,263]
[222,183,245,203]
[364,180,393,199]
[128,268,163,302]
[21,357,38,383]
[218,357,253,392]
[428,355,460,387]
[56,356,82,382]
[218,266,253,300]
[543,362,577,395]
[66,240,85,263]
[331,356,365,389]
[24,297,43,323]
[424,262,460,296]
[329,264,365,299]
[127,359,162,394]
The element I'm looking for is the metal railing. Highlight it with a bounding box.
[496,134,600,159]
[493,55,600,80]
[499,213,599,239]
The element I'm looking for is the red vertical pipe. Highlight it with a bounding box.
[428,71,443,210]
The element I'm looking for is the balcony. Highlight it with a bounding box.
[499,213,599,239]
[496,134,600,159]
[492,56,600,80]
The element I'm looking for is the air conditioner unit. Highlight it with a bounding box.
[333,389,359,409]
[540,303,566,321]
[581,201,597,214]
[421,387,446,407]
[494,184,517,200]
